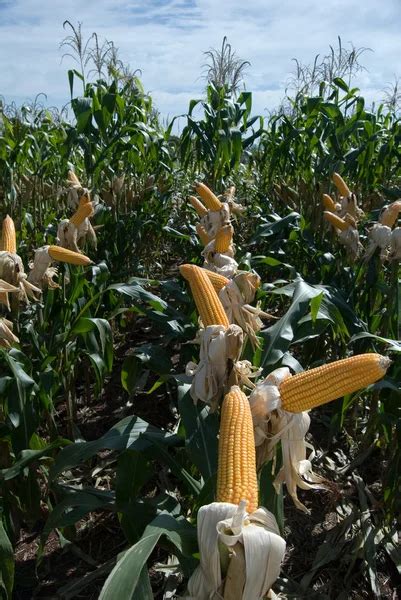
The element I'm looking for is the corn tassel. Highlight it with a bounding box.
[47,245,92,266]
[204,270,230,292]
[196,223,211,246]
[216,386,258,513]
[195,181,222,211]
[1,216,16,253]
[332,172,351,197]
[70,202,94,226]
[279,354,390,413]
[323,211,350,231]
[179,264,229,328]
[322,194,337,212]
[214,224,233,253]
[189,195,208,217]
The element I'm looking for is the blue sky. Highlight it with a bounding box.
[1,0,400,126]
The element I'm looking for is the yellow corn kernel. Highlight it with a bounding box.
[196,223,211,246]
[47,246,92,266]
[194,181,222,211]
[70,202,94,227]
[78,191,91,207]
[214,224,233,253]
[379,200,401,228]
[280,354,390,413]
[332,172,351,197]
[323,211,349,231]
[322,194,337,212]
[216,386,258,513]
[203,270,229,292]
[1,216,16,254]
[189,195,208,217]
[179,264,229,328]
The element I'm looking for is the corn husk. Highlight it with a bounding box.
[218,274,274,350]
[249,367,325,513]
[200,203,231,239]
[0,251,41,304]
[186,324,243,411]
[185,501,286,600]
[0,318,19,349]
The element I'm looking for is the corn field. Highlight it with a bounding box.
[0,28,400,600]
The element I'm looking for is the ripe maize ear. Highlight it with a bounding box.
[332,173,351,197]
[1,216,16,253]
[323,211,349,231]
[78,191,91,207]
[189,195,208,217]
[379,200,401,228]
[279,353,390,413]
[322,194,337,212]
[203,270,230,292]
[214,224,233,253]
[47,245,92,266]
[70,202,94,226]
[195,181,222,211]
[196,223,211,246]
[216,386,258,513]
[179,264,229,328]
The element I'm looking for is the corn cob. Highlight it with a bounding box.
[179,264,229,328]
[322,194,337,212]
[332,173,351,197]
[196,223,211,246]
[189,195,208,217]
[379,200,401,228]
[279,354,390,413]
[47,246,92,266]
[323,211,349,231]
[1,216,16,253]
[216,386,258,513]
[195,181,222,211]
[70,202,94,227]
[78,191,91,207]
[214,224,233,253]
[204,270,230,292]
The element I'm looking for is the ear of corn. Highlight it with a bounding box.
[323,211,349,231]
[1,216,16,253]
[332,173,351,197]
[279,353,390,413]
[189,195,208,217]
[70,202,94,226]
[195,181,222,211]
[47,245,92,266]
[78,191,91,207]
[196,223,211,246]
[216,386,258,513]
[322,194,337,212]
[179,264,229,328]
[203,270,230,292]
[214,224,233,253]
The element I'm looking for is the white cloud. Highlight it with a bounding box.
[1,0,400,120]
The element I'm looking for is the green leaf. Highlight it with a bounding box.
[51,415,179,478]
[177,386,219,482]
[0,519,14,599]
[99,514,197,599]
[260,279,322,369]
